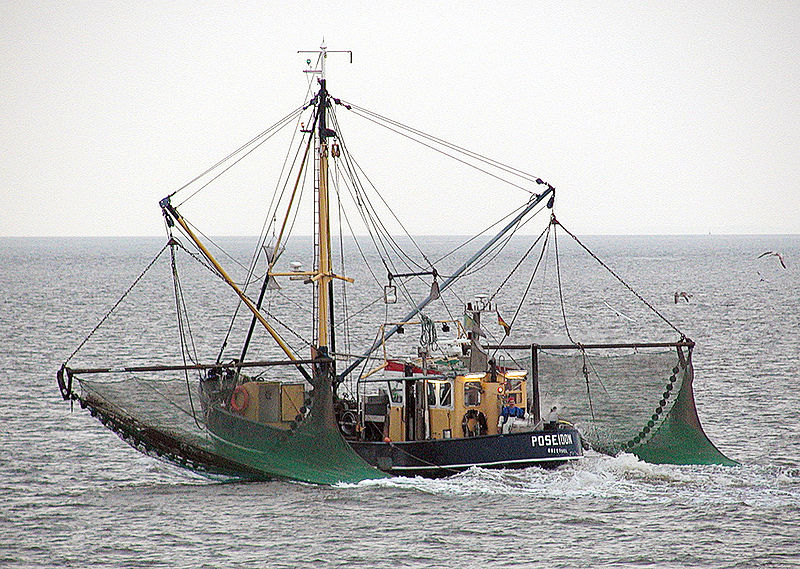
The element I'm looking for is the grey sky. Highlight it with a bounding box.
[2,1,798,236]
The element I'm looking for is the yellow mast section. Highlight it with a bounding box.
[165,207,300,362]
[317,141,332,348]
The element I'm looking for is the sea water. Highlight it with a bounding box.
[1,235,798,568]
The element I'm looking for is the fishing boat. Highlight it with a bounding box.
[57,46,735,484]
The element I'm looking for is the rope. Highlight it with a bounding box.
[329,108,434,273]
[554,219,684,337]
[490,222,553,362]
[173,106,303,206]
[343,101,551,187]
[64,242,172,366]
[170,241,203,430]
[553,222,575,343]
[344,104,538,195]
[488,222,550,305]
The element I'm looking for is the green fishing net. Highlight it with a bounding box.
[527,344,737,465]
[73,370,387,484]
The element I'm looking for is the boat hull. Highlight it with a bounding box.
[350,427,583,477]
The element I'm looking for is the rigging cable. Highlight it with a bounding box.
[223,128,315,360]
[174,106,304,207]
[344,104,537,195]
[488,223,552,362]
[334,156,355,398]
[329,107,433,272]
[331,116,504,340]
[330,139,417,304]
[434,203,544,281]
[432,201,528,265]
[237,99,318,319]
[551,220,599,427]
[488,222,550,305]
[169,239,203,429]
[342,101,547,185]
[333,103,517,361]
[63,241,172,366]
[330,185,384,287]
[553,220,575,344]
[554,219,684,337]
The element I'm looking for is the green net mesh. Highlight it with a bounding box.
[74,370,387,485]
[527,344,737,465]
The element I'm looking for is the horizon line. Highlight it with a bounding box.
[2,232,799,239]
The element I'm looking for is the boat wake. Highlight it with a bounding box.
[339,452,800,509]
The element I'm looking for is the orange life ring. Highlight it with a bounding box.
[230,385,250,413]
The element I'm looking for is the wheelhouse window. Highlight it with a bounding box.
[439,382,452,407]
[464,381,482,406]
[389,382,404,405]
[426,380,454,408]
[427,382,437,406]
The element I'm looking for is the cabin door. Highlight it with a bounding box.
[404,380,426,441]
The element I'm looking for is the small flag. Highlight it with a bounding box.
[497,311,511,336]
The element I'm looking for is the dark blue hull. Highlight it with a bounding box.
[350,427,583,477]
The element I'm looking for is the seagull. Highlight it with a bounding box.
[602,300,636,322]
[674,291,692,303]
[758,251,787,268]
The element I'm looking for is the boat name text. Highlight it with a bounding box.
[531,433,573,447]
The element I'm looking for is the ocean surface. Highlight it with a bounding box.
[1,234,799,568]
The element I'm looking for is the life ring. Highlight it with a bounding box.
[461,409,488,437]
[338,410,358,437]
[230,385,250,413]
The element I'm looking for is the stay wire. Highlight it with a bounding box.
[344,105,536,195]
[554,220,684,337]
[329,175,384,288]
[436,201,546,281]
[329,107,434,272]
[169,242,203,430]
[220,128,314,360]
[343,101,546,185]
[330,111,429,274]
[490,223,552,361]
[239,105,316,301]
[432,202,528,265]
[551,222,597,422]
[64,242,172,366]
[173,106,304,206]
[330,141,403,286]
[553,222,575,344]
[488,222,550,305]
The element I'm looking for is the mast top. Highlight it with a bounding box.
[298,43,352,81]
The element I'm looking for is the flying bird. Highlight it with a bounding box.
[758,251,786,268]
[674,291,692,303]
